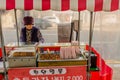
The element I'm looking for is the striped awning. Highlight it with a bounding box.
[0,0,119,11]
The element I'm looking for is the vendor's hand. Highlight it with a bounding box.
[40,38,44,43]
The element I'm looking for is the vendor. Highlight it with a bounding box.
[20,16,44,44]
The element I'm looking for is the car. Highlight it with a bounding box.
[42,16,60,23]
[34,16,60,29]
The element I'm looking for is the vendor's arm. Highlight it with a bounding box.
[20,29,23,42]
[20,28,25,42]
[37,30,44,43]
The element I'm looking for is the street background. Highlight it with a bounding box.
[1,10,120,79]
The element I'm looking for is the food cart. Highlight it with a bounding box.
[0,0,115,80]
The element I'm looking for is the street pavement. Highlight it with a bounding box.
[106,61,120,80]
[2,26,58,45]
[2,27,120,61]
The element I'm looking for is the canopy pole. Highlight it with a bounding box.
[69,22,74,42]
[0,12,8,80]
[78,12,81,46]
[76,12,80,41]
[14,9,20,46]
[87,12,94,80]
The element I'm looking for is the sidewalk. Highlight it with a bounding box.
[106,60,120,80]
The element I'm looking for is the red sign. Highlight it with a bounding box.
[8,66,86,80]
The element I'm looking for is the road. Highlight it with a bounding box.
[1,27,120,61]
[2,27,58,45]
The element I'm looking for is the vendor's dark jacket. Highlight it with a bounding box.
[20,26,44,43]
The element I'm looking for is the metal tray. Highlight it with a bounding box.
[37,53,87,67]
[7,49,36,68]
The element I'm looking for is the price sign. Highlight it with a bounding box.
[8,66,86,80]
[29,68,66,75]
